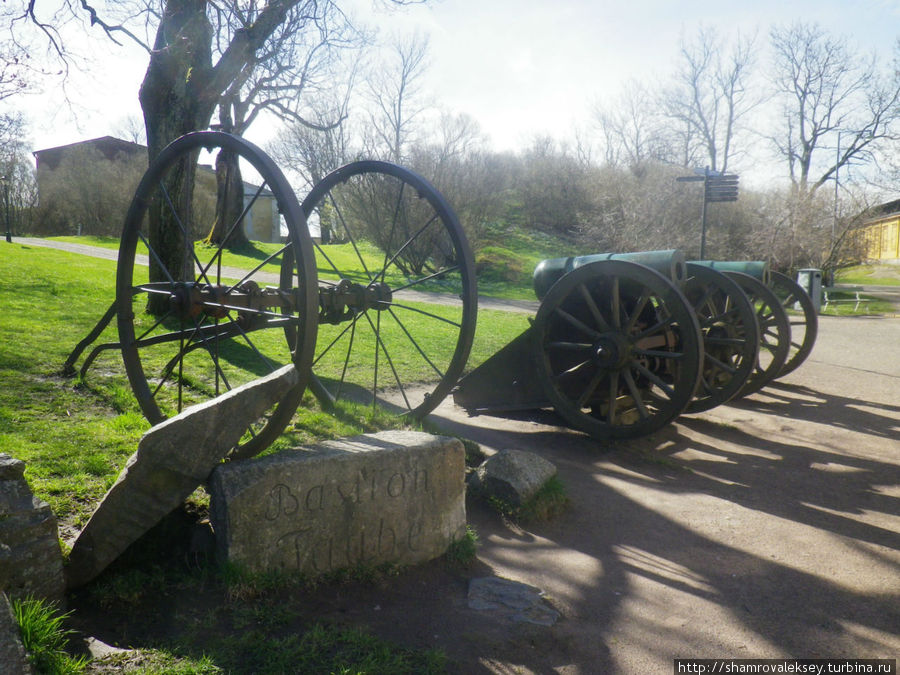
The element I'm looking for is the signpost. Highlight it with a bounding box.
[677,167,739,259]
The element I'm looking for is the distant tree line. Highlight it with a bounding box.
[2,6,895,276]
[268,22,892,274]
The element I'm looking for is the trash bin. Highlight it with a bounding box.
[796,268,823,313]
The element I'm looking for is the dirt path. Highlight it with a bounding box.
[318,315,899,673]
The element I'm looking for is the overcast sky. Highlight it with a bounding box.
[13,0,900,187]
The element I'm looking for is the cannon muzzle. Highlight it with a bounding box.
[689,260,770,285]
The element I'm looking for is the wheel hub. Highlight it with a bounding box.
[592,332,631,369]
[319,279,394,324]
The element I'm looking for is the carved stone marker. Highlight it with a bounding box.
[0,454,65,604]
[67,364,300,589]
[209,430,466,575]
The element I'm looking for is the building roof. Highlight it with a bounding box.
[33,136,146,171]
[34,135,275,198]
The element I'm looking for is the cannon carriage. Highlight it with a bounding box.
[453,251,818,440]
[66,131,478,459]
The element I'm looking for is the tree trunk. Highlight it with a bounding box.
[138,0,218,313]
[209,148,249,247]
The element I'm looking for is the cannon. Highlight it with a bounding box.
[453,250,817,441]
[64,131,819,450]
[65,131,478,459]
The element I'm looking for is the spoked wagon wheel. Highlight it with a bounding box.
[532,260,703,440]
[117,131,318,460]
[768,271,818,376]
[721,271,790,398]
[682,264,760,414]
[298,161,477,419]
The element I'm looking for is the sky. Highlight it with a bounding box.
[12,0,900,188]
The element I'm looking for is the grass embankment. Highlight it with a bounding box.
[49,224,580,301]
[822,263,900,315]
[835,262,900,287]
[0,241,530,673]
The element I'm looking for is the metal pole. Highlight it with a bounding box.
[2,176,10,243]
[832,131,840,251]
[700,167,709,260]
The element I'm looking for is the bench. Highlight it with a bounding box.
[822,286,868,312]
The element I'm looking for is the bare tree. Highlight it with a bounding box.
[769,22,900,197]
[594,80,673,169]
[364,31,431,163]
[115,114,147,144]
[0,111,36,236]
[408,111,506,248]
[12,1,410,305]
[662,26,758,174]
[268,94,357,243]
[206,2,366,245]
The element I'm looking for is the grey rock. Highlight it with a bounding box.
[468,576,560,626]
[0,455,65,604]
[209,430,466,575]
[0,592,33,675]
[472,449,557,506]
[66,364,299,589]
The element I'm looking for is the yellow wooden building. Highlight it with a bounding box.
[860,202,900,262]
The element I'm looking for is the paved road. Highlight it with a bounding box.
[397,314,900,673]
[14,236,539,314]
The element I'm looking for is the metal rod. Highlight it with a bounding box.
[700,167,709,260]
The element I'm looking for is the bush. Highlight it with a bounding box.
[475,245,525,283]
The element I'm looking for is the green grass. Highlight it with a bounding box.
[3,239,532,673]
[819,295,895,315]
[474,223,580,299]
[445,526,479,567]
[48,228,579,301]
[12,596,88,674]
[835,262,900,286]
[0,241,528,526]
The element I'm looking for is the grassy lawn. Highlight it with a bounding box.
[1,241,531,673]
[835,262,900,286]
[1,240,527,521]
[48,229,578,301]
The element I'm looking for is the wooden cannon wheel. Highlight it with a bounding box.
[721,271,790,398]
[116,131,319,460]
[531,260,703,440]
[768,271,818,377]
[682,263,760,414]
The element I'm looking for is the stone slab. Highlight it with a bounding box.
[209,430,467,575]
[468,576,560,626]
[0,455,65,604]
[66,364,299,589]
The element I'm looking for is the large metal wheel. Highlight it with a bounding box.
[721,271,790,398]
[299,161,477,419]
[532,260,703,440]
[117,131,319,459]
[682,264,760,414]
[768,271,818,376]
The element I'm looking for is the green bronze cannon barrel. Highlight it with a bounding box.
[532,249,686,300]
[689,260,770,285]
